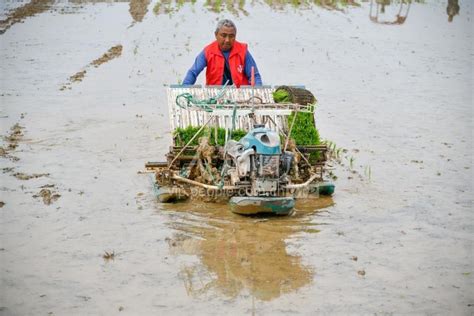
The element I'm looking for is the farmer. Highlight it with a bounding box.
[182,19,262,87]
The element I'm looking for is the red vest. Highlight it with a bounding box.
[204,40,249,88]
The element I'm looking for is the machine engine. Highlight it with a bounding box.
[226,125,293,196]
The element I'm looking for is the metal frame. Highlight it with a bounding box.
[167,86,313,132]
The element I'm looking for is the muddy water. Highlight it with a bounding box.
[162,198,333,301]
[0,0,472,315]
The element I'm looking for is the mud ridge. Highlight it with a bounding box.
[91,45,123,67]
[69,70,87,83]
[61,45,123,90]
[0,0,53,35]
[13,172,49,180]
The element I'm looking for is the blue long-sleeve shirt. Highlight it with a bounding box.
[183,49,262,86]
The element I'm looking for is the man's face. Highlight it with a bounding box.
[215,26,236,51]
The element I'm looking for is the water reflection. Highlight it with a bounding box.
[160,197,333,301]
[368,0,460,25]
[129,0,150,23]
[0,0,147,35]
[446,0,459,22]
[369,0,411,25]
[3,0,451,36]
[152,0,195,15]
[152,0,360,15]
[68,0,128,2]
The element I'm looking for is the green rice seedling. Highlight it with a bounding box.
[364,165,372,180]
[272,89,291,103]
[153,2,161,14]
[349,156,355,170]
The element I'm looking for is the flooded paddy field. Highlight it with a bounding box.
[0,0,472,314]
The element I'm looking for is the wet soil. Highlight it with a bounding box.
[69,70,87,83]
[1,123,24,154]
[0,0,472,315]
[0,0,53,34]
[33,188,61,205]
[129,0,151,23]
[12,172,49,180]
[62,45,123,89]
[1,123,25,167]
[91,45,123,67]
[102,250,115,261]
